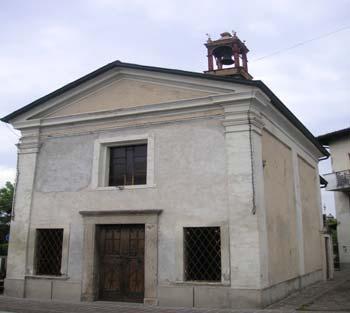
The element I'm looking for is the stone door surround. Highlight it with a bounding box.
[79,209,162,305]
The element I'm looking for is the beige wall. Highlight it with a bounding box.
[329,137,350,172]
[298,156,322,273]
[49,79,212,117]
[262,130,299,285]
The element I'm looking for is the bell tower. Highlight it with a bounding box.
[205,31,252,80]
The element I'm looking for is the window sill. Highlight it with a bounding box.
[25,275,69,280]
[174,280,230,286]
[94,184,155,191]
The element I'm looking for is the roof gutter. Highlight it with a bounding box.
[319,175,328,188]
[254,81,330,158]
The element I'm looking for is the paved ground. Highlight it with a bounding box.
[0,270,349,313]
[268,268,350,312]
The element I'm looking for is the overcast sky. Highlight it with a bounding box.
[1,0,349,214]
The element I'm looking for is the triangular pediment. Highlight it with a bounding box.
[44,78,215,118]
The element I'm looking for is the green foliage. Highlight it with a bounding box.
[327,217,338,245]
[0,243,8,255]
[0,181,14,225]
[0,182,13,252]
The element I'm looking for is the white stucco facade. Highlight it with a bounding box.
[321,133,350,267]
[3,64,327,308]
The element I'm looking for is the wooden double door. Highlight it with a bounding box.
[98,224,145,302]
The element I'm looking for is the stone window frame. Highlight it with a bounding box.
[91,134,155,190]
[26,223,70,279]
[175,222,230,286]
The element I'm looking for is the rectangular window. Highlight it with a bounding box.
[109,144,147,186]
[35,229,63,276]
[184,227,221,282]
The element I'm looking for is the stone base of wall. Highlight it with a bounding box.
[4,279,25,298]
[5,270,322,309]
[158,270,323,309]
[4,278,81,302]
[158,285,261,308]
[340,263,350,270]
[261,269,323,307]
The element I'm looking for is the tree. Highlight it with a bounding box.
[0,181,13,257]
[0,181,13,262]
[0,181,14,225]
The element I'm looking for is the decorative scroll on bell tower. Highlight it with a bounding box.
[205,31,252,80]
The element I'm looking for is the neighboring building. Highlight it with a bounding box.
[322,213,339,271]
[1,32,329,308]
[327,213,335,220]
[318,127,350,269]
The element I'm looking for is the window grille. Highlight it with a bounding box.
[109,144,147,186]
[35,229,63,276]
[184,227,221,282]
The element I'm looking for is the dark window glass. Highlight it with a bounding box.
[184,227,221,281]
[109,144,147,186]
[35,229,63,276]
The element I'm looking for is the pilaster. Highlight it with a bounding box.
[222,101,268,289]
[4,127,41,297]
[292,150,305,276]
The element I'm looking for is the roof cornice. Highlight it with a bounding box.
[317,127,350,145]
[1,60,329,157]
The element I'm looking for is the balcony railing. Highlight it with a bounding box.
[324,170,350,191]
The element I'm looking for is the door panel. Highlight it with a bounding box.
[98,224,145,302]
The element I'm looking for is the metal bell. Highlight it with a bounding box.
[213,46,234,65]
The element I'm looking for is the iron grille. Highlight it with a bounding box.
[184,227,221,282]
[35,229,63,276]
[336,170,350,188]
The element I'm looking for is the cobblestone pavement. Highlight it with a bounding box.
[268,268,350,312]
[0,270,349,313]
[305,280,350,311]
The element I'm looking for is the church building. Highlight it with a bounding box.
[1,32,329,308]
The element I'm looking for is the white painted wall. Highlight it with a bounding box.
[31,118,231,283]
[328,137,350,265]
[4,69,327,306]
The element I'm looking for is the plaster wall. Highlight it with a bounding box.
[260,107,325,280]
[4,70,327,307]
[225,130,262,289]
[6,118,325,307]
[29,118,232,286]
[298,157,323,273]
[329,137,350,172]
[334,192,350,264]
[49,79,212,118]
[4,128,40,298]
[6,152,38,279]
[262,130,299,285]
[328,137,350,265]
